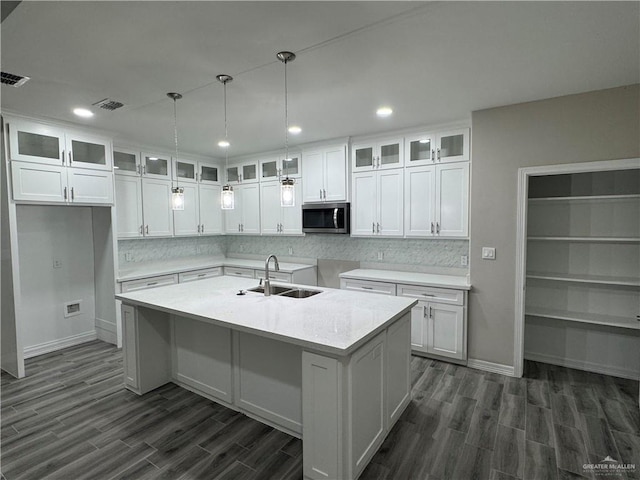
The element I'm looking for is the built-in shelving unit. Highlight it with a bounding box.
[524,168,640,379]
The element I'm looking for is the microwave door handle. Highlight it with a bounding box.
[333,208,339,229]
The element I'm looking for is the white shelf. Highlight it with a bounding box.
[528,194,640,203]
[525,307,640,330]
[528,236,640,243]
[526,272,640,287]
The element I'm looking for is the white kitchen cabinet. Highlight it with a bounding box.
[65,132,112,171]
[121,274,178,293]
[115,176,143,238]
[224,184,260,234]
[226,160,259,184]
[11,161,113,205]
[301,145,347,203]
[223,267,255,278]
[405,132,436,167]
[436,128,469,163]
[198,162,221,185]
[172,157,197,184]
[173,183,199,236]
[114,148,142,176]
[352,137,404,172]
[404,163,469,238]
[352,169,403,237]
[7,119,66,166]
[178,267,222,283]
[409,301,464,359]
[141,152,172,180]
[198,184,223,235]
[260,154,301,182]
[340,278,397,295]
[142,178,174,237]
[260,182,303,235]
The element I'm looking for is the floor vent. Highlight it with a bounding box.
[1,71,30,87]
[93,98,125,111]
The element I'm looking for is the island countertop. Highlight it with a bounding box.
[116,275,416,355]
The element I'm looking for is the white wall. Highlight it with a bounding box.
[469,84,640,368]
[16,205,97,355]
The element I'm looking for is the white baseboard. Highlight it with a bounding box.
[525,351,639,381]
[24,331,97,359]
[95,317,116,334]
[95,317,117,345]
[467,358,516,377]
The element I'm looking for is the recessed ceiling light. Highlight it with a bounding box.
[376,107,393,118]
[218,140,230,148]
[288,125,302,134]
[73,108,94,118]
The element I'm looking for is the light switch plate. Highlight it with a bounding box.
[482,247,496,260]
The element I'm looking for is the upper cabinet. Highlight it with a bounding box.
[173,157,197,184]
[199,162,220,184]
[260,154,301,182]
[227,160,259,184]
[141,152,172,180]
[114,148,141,176]
[352,137,403,172]
[302,144,347,203]
[65,132,112,171]
[405,128,470,166]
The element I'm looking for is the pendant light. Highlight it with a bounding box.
[217,74,235,210]
[277,51,296,207]
[168,92,184,211]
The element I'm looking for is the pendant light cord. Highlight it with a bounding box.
[173,97,179,189]
[284,58,289,178]
[224,79,229,172]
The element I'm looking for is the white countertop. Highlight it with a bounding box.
[339,269,471,290]
[116,276,416,355]
[118,256,316,282]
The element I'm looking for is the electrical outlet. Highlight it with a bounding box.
[124,252,133,262]
[461,255,468,266]
[377,251,384,260]
[53,259,62,269]
[288,246,293,255]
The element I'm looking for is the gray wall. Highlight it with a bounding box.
[469,84,640,367]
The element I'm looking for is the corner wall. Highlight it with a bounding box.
[469,84,640,368]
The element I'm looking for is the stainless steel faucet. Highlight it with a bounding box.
[264,254,280,296]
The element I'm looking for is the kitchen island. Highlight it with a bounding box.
[116,275,416,480]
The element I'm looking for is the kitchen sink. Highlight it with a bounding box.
[247,284,291,295]
[278,288,322,299]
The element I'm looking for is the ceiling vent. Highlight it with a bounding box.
[92,98,125,111]
[1,72,30,87]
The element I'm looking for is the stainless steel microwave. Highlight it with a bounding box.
[302,202,350,234]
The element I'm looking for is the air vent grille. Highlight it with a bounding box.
[93,98,125,111]
[1,72,30,87]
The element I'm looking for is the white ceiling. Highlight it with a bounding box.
[1,1,638,158]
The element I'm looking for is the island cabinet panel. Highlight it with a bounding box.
[234,333,303,436]
[172,317,233,403]
[385,314,411,427]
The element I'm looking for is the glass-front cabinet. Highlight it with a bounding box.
[7,119,65,166]
[141,152,171,180]
[173,158,197,184]
[260,154,301,181]
[405,133,435,167]
[436,128,469,163]
[227,160,259,184]
[352,137,403,172]
[199,163,220,184]
[66,133,112,171]
[113,148,141,176]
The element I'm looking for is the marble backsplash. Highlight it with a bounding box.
[119,235,469,272]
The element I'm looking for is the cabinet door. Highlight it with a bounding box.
[405,166,436,237]
[241,161,259,183]
[114,148,141,176]
[173,158,197,184]
[301,150,324,203]
[426,303,464,360]
[405,134,435,167]
[377,138,404,170]
[199,162,220,184]
[141,153,171,180]
[68,169,114,205]
[324,146,347,202]
[260,157,280,182]
[115,176,143,238]
[11,161,67,203]
[224,190,243,233]
[198,184,222,235]
[377,170,404,236]
[173,184,199,236]
[260,182,281,235]
[226,165,241,184]
[436,163,469,237]
[142,178,174,236]
[280,154,301,179]
[7,120,65,166]
[352,172,377,236]
[122,305,139,389]
[436,128,469,163]
[66,133,112,171]
[352,143,375,172]
[410,303,428,351]
[281,183,303,235]
[240,184,261,234]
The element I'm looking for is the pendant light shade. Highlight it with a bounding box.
[277,51,296,207]
[168,92,185,211]
[217,74,235,210]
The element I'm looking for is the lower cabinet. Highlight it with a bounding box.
[410,301,465,360]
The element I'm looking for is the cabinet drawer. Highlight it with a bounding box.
[397,284,464,306]
[223,267,255,279]
[179,267,222,283]
[121,274,178,292]
[254,270,292,283]
[340,279,396,295]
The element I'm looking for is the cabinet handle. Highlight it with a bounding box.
[71,187,74,200]
[431,222,435,234]
[136,164,140,175]
[63,187,68,200]
[361,286,373,290]
[376,222,380,233]
[421,293,435,297]
[195,172,199,182]
[239,174,242,183]
[197,225,201,233]
[68,151,72,163]
[142,165,146,175]
[423,305,428,317]
[372,222,375,234]
[323,189,326,199]
[61,150,65,165]
[437,148,441,161]
[436,222,440,234]
[241,223,244,232]
[198,274,206,277]
[147,282,158,286]
[431,149,435,162]
[320,189,323,200]
[201,224,205,233]
[145,225,149,234]
[429,306,433,318]
[139,225,143,235]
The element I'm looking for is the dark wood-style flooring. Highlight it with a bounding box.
[1,340,638,479]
